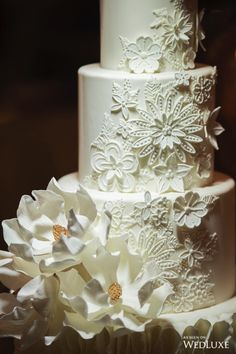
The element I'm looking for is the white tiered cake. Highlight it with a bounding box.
[0,0,235,353]
[62,0,236,311]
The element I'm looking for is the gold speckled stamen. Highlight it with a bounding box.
[108,282,122,303]
[53,225,69,241]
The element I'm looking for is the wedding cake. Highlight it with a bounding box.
[0,0,235,353]
[75,0,236,312]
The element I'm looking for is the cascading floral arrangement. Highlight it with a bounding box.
[0,179,172,352]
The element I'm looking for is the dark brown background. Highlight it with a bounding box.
[0,0,235,353]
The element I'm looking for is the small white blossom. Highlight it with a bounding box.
[174,192,209,228]
[154,154,192,193]
[175,72,191,87]
[169,284,194,312]
[179,238,204,268]
[121,36,162,74]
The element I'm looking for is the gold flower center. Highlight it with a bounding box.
[108,282,122,303]
[53,225,69,241]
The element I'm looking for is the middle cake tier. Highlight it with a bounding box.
[79,64,222,193]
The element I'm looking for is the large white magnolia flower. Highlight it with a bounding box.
[0,275,66,350]
[130,94,202,164]
[59,242,173,337]
[91,141,139,192]
[2,179,110,275]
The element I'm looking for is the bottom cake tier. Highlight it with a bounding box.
[59,172,235,314]
[15,295,236,354]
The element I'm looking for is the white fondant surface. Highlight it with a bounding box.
[100,0,198,70]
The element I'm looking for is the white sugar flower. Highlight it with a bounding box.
[0,275,65,349]
[111,81,139,120]
[179,238,204,268]
[130,94,202,164]
[0,251,31,292]
[188,274,215,307]
[182,48,196,69]
[59,242,173,336]
[117,119,130,139]
[173,192,208,228]
[152,10,193,50]
[154,153,192,193]
[134,192,171,231]
[2,179,110,275]
[123,37,162,74]
[203,107,225,150]
[169,284,194,312]
[193,77,213,104]
[194,145,212,179]
[91,141,139,192]
[175,72,191,87]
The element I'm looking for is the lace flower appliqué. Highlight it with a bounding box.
[91,141,139,192]
[111,81,140,120]
[193,77,213,104]
[130,94,202,165]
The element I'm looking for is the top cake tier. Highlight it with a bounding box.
[100,0,201,72]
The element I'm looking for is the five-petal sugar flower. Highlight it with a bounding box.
[91,141,139,192]
[173,192,209,228]
[122,36,162,74]
[179,238,204,268]
[1,178,108,275]
[154,153,192,193]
